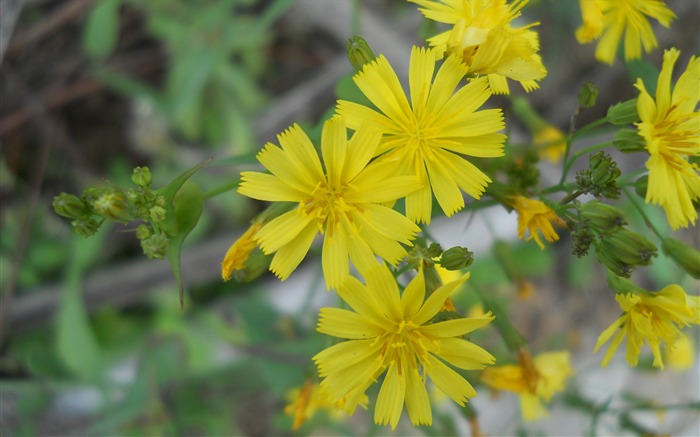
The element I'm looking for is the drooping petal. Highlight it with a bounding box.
[403,359,432,426]
[374,361,406,429]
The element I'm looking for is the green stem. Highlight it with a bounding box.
[572,117,610,140]
[560,189,584,205]
[622,187,664,240]
[204,179,240,199]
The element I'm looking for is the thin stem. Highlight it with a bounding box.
[560,190,584,205]
[622,187,664,240]
[572,117,610,140]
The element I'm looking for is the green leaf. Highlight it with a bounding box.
[625,58,659,96]
[83,0,122,59]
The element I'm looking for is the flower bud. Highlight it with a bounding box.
[53,193,89,219]
[131,166,152,187]
[607,98,639,125]
[661,237,700,279]
[595,245,633,278]
[590,152,621,186]
[141,234,170,259]
[347,36,376,72]
[149,205,167,222]
[439,246,474,270]
[578,82,598,108]
[578,200,626,234]
[93,192,132,222]
[72,218,102,237]
[599,229,657,267]
[613,128,646,153]
[427,243,443,258]
[136,224,152,240]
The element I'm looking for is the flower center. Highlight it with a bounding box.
[301,181,351,235]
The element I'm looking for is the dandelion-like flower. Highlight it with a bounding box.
[238,117,421,289]
[594,284,700,369]
[509,196,565,249]
[576,0,676,65]
[338,46,506,224]
[635,48,700,230]
[481,350,573,421]
[313,264,495,428]
[410,0,547,94]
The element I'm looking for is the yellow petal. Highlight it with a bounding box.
[321,116,347,189]
[437,337,496,370]
[425,354,476,406]
[317,307,383,339]
[238,172,308,202]
[269,220,318,280]
[374,361,406,429]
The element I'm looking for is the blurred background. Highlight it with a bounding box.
[0,0,698,435]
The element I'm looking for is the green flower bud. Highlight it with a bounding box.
[576,152,621,199]
[53,193,89,219]
[93,192,132,222]
[578,82,598,108]
[595,245,633,278]
[578,200,627,234]
[141,233,170,260]
[661,237,700,279]
[81,187,105,203]
[607,98,639,125]
[72,218,102,237]
[136,224,152,240]
[347,36,376,72]
[427,243,443,258]
[232,247,272,283]
[149,205,167,222]
[131,166,152,187]
[613,128,646,153]
[571,225,595,257]
[439,246,474,271]
[599,229,657,267]
[606,269,645,294]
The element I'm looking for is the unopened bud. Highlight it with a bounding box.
[53,193,89,219]
[613,128,646,153]
[427,243,443,258]
[607,99,639,125]
[599,229,657,267]
[141,234,169,259]
[149,205,167,222]
[578,82,598,108]
[590,152,621,186]
[661,237,700,279]
[72,218,102,237]
[578,200,627,234]
[439,246,474,270]
[93,192,131,222]
[131,166,152,187]
[347,36,376,72]
[595,245,633,278]
[136,224,152,240]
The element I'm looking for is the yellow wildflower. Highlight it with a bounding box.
[594,284,700,369]
[238,116,421,289]
[313,264,495,429]
[509,196,565,249]
[409,0,547,94]
[481,350,574,421]
[221,221,263,281]
[337,46,506,224]
[635,48,700,230]
[533,125,567,163]
[576,0,676,65]
[284,380,367,430]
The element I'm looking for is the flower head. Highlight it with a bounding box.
[410,0,547,94]
[576,0,676,65]
[509,196,565,249]
[481,350,573,421]
[594,284,700,369]
[313,264,495,429]
[284,380,367,430]
[635,48,700,230]
[221,221,263,281]
[238,117,421,289]
[338,46,506,224]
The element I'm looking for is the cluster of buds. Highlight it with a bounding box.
[572,200,657,277]
[501,147,541,193]
[575,151,621,199]
[53,166,171,259]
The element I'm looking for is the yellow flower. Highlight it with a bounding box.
[533,124,567,163]
[221,221,263,281]
[238,116,421,289]
[664,333,694,371]
[635,48,700,230]
[481,350,573,421]
[409,0,547,94]
[284,380,367,430]
[509,196,565,249]
[575,0,676,65]
[337,46,506,224]
[594,284,700,369]
[313,264,495,429]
